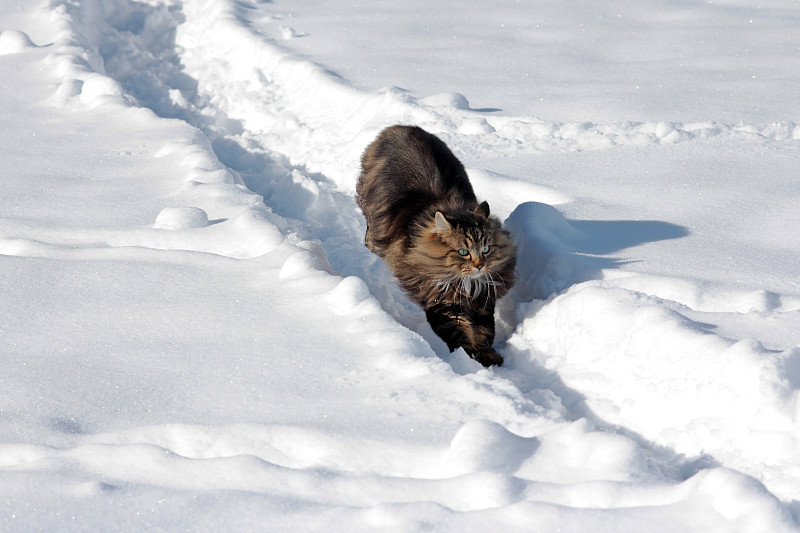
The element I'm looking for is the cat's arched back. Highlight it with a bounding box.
[357,125,482,256]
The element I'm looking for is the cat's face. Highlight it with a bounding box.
[413,208,516,299]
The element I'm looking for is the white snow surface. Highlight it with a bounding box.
[1,0,799,531]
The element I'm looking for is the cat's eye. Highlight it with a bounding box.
[458,248,470,256]
[481,245,491,254]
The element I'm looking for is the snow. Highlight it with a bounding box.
[1,0,799,531]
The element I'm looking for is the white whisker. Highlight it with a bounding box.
[433,266,508,306]
[434,275,459,299]
[484,272,497,309]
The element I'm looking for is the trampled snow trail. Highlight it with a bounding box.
[2,0,800,530]
[134,0,800,503]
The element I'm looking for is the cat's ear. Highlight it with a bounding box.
[433,211,452,233]
[474,201,490,218]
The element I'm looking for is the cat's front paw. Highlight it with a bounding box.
[469,346,504,367]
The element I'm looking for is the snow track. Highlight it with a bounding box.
[2,0,800,530]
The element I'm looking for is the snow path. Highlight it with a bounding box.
[1,0,799,530]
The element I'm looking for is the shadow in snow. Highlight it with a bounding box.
[787,501,800,525]
[49,416,87,435]
[505,202,689,302]
[569,219,690,256]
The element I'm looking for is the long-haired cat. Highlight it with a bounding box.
[356,125,516,367]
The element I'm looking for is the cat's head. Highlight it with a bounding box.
[414,202,516,297]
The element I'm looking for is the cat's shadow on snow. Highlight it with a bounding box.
[504,201,689,302]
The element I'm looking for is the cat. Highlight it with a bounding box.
[356,125,517,367]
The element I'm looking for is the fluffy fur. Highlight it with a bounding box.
[356,125,516,366]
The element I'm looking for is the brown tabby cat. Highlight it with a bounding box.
[356,125,516,367]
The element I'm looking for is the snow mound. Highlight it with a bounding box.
[446,420,535,476]
[153,207,209,230]
[0,29,37,54]
[422,92,471,110]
